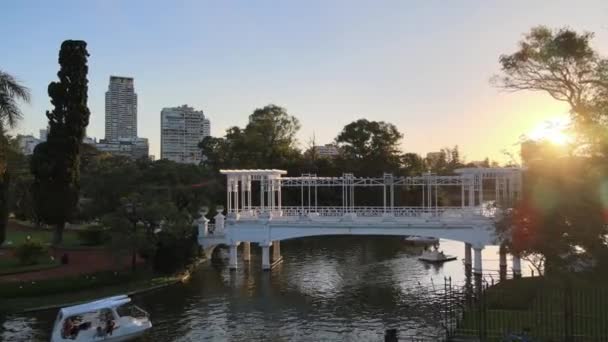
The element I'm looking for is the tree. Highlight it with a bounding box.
[335,119,403,175]
[200,105,301,170]
[0,70,30,128]
[244,104,301,167]
[494,27,608,272]
[493,26,608,156]
[31,40,91,245]
[496,155,607,274]
[0,71,30,244]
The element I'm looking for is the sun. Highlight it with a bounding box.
[527,117,572,145]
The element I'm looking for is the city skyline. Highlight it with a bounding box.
[4,1,608,162]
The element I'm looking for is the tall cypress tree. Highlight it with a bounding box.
[31,40,90,245]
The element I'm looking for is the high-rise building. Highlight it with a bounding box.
[39,129,48,142]
[105,76,137,141]
[161,105,211,164]
[95,137,149,160]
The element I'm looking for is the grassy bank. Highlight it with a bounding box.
[0,257,60,276]
[0,269,182,313]
[0,257,205,313]
[456,276,608,341]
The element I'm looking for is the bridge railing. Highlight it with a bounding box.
[232,206,483,218]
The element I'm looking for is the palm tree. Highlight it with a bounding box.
[0,70,30,245]
[0,70,30,129]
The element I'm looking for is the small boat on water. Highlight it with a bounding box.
[418,248,457,263]
[51,295,152,342]
[403,236,439,246]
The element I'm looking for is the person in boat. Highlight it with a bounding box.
[62,317,82,339]
[105,318,115,336]
[61,318,72,338]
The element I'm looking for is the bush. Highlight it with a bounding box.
[77,226,110,246]
[14,239,48,265]
[152,232,199,274]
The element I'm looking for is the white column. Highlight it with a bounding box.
[247,176,252,211]
[242,242,251,261]
[268,178,273,213]
[495,176,500,206]
[241,176,246,213]
[260,178,265,211]
[390,183,394,212]
[229,244,238,270]
[479,174,484,208]
[234,180,239,214]
[383,185,387,213]
[278,187,282,213]
[461,183,465,208]
[468,175,474,207]
[473,247,483,275]
[227,177,232,212]
[512,254,522,278]
[262,244,271,270]
[273,241,281,261]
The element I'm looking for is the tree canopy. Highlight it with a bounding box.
[493,26,608,156]
[0,71,30,245]
[200,104,301,170]
[31,40,91,244]
[335,119,403,175]
[495,26,608,273]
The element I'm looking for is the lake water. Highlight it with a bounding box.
[0,237,529,341]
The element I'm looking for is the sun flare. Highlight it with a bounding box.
[527,117,571,145]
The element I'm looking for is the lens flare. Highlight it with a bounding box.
[527,117,571,145]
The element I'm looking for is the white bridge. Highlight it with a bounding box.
[197,168,524,277]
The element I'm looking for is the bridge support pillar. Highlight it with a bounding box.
[512,254,522,279]
[473,247,483,292]
[242,242,251,262]
[473,247,483,275]
[229,244,238,270]
[464,243,472,273]
[261,244,271,271]
[499,245,507,281]
[272,241,281,261]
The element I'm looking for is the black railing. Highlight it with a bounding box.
[441,278,608,341]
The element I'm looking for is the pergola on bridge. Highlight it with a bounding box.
[197,168,523,278]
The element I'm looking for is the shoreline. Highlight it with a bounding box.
[1,257,207,314]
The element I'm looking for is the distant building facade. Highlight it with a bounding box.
[313,144,340,158]
[39,129,48,142]
[17,135,41,155]
[102,75,149,159]
[95,138,149,159]
[161,105,211,164]
[105,76,137,141]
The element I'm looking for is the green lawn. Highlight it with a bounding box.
[0,256,60,275]
[3,224,82,247]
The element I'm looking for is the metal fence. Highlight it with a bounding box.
[441,278,608,341]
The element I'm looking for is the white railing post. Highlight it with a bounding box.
[214,213,225,234]
[197,215,209,237]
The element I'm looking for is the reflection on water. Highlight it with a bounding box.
[0,237,530,341]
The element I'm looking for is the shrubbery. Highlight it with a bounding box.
[14,238,47,265]
[77,226,111,246]
[152,230,199,274]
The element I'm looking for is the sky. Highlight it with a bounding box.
[3,0,608,162]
